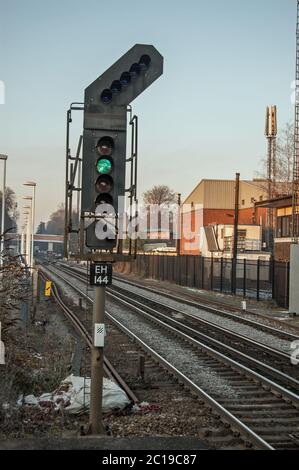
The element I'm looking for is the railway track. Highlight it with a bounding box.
[61,262,299,341]
[56,263,299,393]
[39,270,138,405]
[42,262,299,449]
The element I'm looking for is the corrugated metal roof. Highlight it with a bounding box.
[183,179,268,210]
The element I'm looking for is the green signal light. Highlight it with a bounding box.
[97,158,112,174]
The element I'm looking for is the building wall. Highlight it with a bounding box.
[180,209,266,255]
[203,209,235,226]
[274,241,291,262]
[203,180,235,209]
[183,179,267,209]
[181,179,268,256]
[181,208,203,255]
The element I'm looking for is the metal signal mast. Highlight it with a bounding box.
[292,1,299,243]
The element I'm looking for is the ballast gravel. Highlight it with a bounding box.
[106,301,238,400]
[112,279,293,355]
[44,265,239,400]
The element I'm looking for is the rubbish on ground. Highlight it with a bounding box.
[16,374,130,414]
[132,401,161,414]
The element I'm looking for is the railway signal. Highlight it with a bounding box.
[81,44,163,250]
[74,44,164,437]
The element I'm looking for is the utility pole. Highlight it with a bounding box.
[231,173,240,295]
[24,182,37,268]
[265,106,277,250]
[292,1,299,243]
[176,193,181,256]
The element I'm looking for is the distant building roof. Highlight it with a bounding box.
[182,179,268,210]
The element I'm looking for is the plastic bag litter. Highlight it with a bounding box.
[24,394,39,406]
[17,374,130,414]
[58,375,130,414]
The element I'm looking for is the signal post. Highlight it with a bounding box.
[65,44,163,434]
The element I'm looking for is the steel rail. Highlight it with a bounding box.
[105,312,274,450]
[56,263,299,391]
[112,273,299,342]
[59,263,299,342]
[39,270,138,404]
[109,284,292,361]
[43,264,299,450]
[107,287,299,392]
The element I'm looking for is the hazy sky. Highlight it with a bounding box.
[0,0,296,230]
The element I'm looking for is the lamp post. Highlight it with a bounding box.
[23,205,32,269]
[20,225,25,258]
[176,193,181,256]
[23,182,36,267]
[0,155,8,263]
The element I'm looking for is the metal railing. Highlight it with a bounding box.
[121,254,290,308]
[223,237,262,252]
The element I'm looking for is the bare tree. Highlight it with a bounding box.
[0,251,29,335]
[255,121,294,196]
[276,122,294,184]
[143,185,176,206]
[46,204,65,235]
[143,185,177,239]
[0,187,19,234]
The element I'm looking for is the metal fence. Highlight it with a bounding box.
[122,255,290,308]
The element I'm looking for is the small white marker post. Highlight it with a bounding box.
[241,300,247,312]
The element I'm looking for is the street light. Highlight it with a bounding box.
[0,154,8,264]
[176,193,181,256]
[23,182,36,267]
[23,204,32,268]
[20,225,26,258]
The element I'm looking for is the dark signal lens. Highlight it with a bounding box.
[96,175,113,193]
[139,54,151,70]
[120,71,131,86]
[96,137,114,156]
[100,89,112,103]
[111,80,122,93]
[95,194,113,206]
[129,63,141,77]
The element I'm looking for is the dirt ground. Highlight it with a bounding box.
[0,284,84,439]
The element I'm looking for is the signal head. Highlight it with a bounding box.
[139,54,151,70]
[96,137,114,156]
[100,89,112,104]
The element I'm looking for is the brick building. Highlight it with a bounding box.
[255,195,299,261]
[180,179,268,256]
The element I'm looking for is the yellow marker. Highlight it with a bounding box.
[45,280,52,297]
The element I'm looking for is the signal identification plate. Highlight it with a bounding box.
[90,263,112,286]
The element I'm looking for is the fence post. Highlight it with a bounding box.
[271,258,275,300]
[286,261,290,309]
[178,256,182,286]
[220,257,223,292]
[243,258,246,298]
[210,255,214,291]
[256,259,260,301]
[201,257,205,289]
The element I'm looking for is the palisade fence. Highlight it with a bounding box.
[118,255,290,308]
